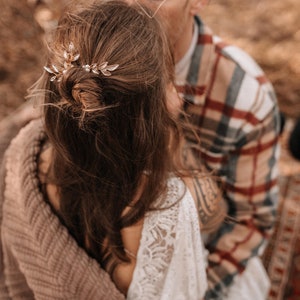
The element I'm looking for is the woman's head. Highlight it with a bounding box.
[43,0,178,170]
[44,0,174,121]
[39,0,181,272]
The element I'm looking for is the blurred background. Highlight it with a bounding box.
[0,0,299,119]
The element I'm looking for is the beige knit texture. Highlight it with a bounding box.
[0,119,124,300]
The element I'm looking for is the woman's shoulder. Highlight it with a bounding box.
[127,174,208,299]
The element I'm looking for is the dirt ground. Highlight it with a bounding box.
[0,0,299,120]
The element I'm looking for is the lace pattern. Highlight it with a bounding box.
[127,176,207,299]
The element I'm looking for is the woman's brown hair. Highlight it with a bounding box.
[39,0,181,274]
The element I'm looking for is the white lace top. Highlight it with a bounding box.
[127,177,207,299]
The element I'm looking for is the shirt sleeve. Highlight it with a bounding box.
[205,105,280,299]
[183,53,281,298]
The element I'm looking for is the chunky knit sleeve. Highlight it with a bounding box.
[1,120,125,300]
[0,156,10,299]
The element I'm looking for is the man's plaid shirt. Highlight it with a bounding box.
[176,17,281,299]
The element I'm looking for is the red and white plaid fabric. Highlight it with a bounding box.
[176,17,281,299]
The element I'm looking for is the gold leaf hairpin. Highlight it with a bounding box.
[63,42,80,63]
[44,42,119,81]
[44,64,61,82]
[82,62,119,76]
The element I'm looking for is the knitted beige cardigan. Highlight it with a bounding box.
[0,119,124,300]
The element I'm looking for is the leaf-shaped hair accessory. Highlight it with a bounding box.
[43,65,60,82]
[44,42,81,82]
[63,42,80,63]
[82,62,119,76]
[44,42,119,81]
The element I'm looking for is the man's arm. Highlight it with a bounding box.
[182,63,280,298]
[178,19,280,296]
[203,103,280,299]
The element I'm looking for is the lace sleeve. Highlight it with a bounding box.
[127,177,207,300]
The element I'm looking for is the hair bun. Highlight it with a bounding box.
[58,68,103,113]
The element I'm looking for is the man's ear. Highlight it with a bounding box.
[190,0,208,15]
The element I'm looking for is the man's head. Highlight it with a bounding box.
[127,0,206,62]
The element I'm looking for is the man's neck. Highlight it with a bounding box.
[173,18,194,63]
[175,20,198,84]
